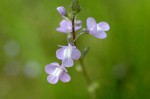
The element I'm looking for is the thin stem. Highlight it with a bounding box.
[79,58,97,99]
[71,14,97,99]
[71,16,91,84]
[79,58,91,85]
[71,17,91,85]
[71,17,76,45]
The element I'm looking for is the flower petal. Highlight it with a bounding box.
[59,20,69,26]
[93,31,107,39]
[56,20,72,33]
[97,22,110,31]
[60,71,71,82]
[45,63,57,74]
[56,27,68,33]
[47,75,59,84]
[75,26,82,31]
[56,47,65,59]
[60,20,72,30]
[62,58,73,67]
[51,62,59,66]
[87,17,97,31]
[72,48,81,60]
[76,20,82,26]
[89,25,97,34]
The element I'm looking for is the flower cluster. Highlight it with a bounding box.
[45,6,110,84]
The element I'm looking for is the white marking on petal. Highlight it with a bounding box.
[90,24,97,32]
[63,46,73,59]
[52,67,63,78]
[97,24,102,31]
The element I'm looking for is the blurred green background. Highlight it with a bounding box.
[0,0,150,99]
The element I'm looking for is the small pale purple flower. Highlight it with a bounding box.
[56,44,81,67]
[45,62,71,84]
[57,19,82,33]
[87,17,110,39]
[57,6,67,16]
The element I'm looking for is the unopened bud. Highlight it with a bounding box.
[57,6,67,17]
[70,0,81,16]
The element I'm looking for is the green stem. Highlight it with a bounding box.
[79,58,97,99]
[79,58,91,85]
[71,16,91,85]
[71,16,97,99]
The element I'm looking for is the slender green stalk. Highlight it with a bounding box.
[78,58,97,99]
[70,1,98,98]
[71,14,92,85]
[79,58,91,85]
[71,15,97,99]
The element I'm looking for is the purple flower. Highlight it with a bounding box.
[56,44,81,67]
[57,19,82,33]
[87,17,110,39]
[57,6,67,16]
[45,62,71,84]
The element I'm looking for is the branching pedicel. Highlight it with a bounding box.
[45,0,110,93]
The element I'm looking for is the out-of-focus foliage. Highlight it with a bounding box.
[0,0,150,99]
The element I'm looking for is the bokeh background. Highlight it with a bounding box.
[0,0,150,99]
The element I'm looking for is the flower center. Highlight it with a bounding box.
[97,25,102,31]
[63,47,72,59]
[52,67,63,77]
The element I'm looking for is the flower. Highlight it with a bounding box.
[56,44,81,67]
[56,19,82,33]
[45,62,71,84]
[86,17,110,39]
[57,6,67,17]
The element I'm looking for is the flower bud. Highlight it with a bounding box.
[57,6,67,16]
